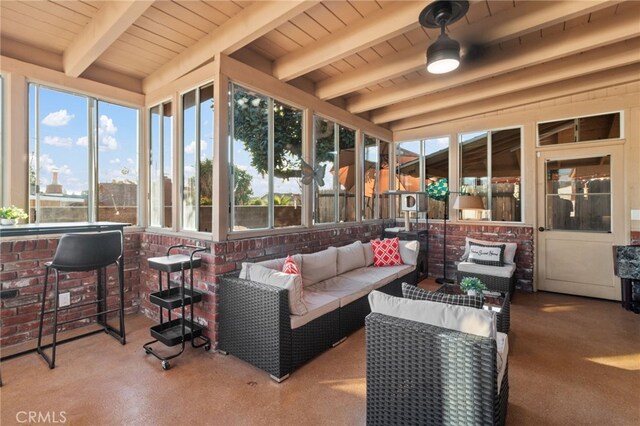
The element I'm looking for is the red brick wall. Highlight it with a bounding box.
[0,231,142,347]
[411,222,534,292]
[139,222,392,343]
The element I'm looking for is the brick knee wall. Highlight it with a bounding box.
[0,231,142,347]
[631,231,640,245]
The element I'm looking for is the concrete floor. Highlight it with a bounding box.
[1,286,639,425]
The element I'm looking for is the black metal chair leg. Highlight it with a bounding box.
[37,266,51,351]
[49,269,60,369]
[118,259,126,344]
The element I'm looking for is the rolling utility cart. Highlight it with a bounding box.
[143,244,210,370]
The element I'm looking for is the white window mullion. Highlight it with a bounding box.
[268,98,275,228]
[88,98,97,222]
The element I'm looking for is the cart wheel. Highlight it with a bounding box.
[162,360,170,370]
[204,343,211,351]
[144,347,151,355]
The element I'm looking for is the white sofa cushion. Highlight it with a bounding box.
[398,240,419,266]
[340,264,414,291]
[301,247,338,287]
[461,237,517,265]
[362,242,374,266]
[336,241,366,275]
[307,276,371,307]
[368,290,497,339]
[457,261,516,278]
[241,263,308,316]
[496,331,509,394]
[290,290,340,330]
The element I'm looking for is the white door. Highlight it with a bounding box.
[536,145,624,300]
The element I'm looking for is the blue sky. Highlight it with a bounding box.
[29,85,138,196]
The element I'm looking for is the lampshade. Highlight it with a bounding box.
[453,194,484,210]
[426,33,460,74]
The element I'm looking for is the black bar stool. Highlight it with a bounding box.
[37,231,126,368]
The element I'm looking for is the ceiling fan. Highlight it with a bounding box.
[419,0,470,74]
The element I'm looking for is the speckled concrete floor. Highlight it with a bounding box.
[1,284,639,426]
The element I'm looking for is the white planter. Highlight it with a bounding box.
[467,289,479,297]
[1,218,17,225]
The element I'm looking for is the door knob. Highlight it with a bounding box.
[538,227,545,232]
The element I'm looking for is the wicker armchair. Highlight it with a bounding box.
[366,313,508,425]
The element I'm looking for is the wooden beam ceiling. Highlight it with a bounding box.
[63,1,153,78]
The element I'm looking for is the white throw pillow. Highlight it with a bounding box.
[337,241,366,274]
[362,242,374,266]
[368,290,496,339]
[244,263,308,316]
[461,237,517,265]
[301,247,338,287]
[398,240,419,266]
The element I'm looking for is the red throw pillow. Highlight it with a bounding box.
[371,237,403,267]
[282,255,300,275]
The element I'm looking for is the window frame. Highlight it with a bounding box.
[536,110,624,147]
[148,99,173,229]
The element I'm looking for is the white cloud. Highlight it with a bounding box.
[184,165,196,178]
[43,136,73,147]
[110,158,121,164]
[42,109,74,127]
[99,115,117,134]
[76,136,88,147]
[126,158,135,165]
[100,135,118,151]
[97,114,118,151]
[185,140,208,155]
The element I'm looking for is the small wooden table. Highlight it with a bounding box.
[437,284,511,333]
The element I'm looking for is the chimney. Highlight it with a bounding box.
[45,167,63,194]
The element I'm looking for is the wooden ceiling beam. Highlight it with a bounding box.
[63,0,153,78]
[391,64,640,133]
[347,5,640,114]
[272,2,425,82]
[317,0,616,100]
[372,38,640,124]
[143,1,318,94]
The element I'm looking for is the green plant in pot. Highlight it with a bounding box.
[0,205,28,225]
[459,276,487,297]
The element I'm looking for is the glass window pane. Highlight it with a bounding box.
[545,156,611,232]
[460,131,488,220]
[232,86,269,230]
[538,112,620,146]
[379,140,391,219]
[162,103,173,228]
[338,125,356,223]
[182,90,197,230]
[395,140,420,192]
[273,100,303,227]
[424,137,449,219]
[314,116,336,224]
[149,105,162,227]
[32,86,89,223]
[491,129,521,222]
[363,135,377,220]
[199,84,214,232]
[96,101,138,224]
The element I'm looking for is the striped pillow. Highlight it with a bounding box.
[401,283,483,309]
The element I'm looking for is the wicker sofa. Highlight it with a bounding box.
[218,240,419,382]
[366,291,509,425]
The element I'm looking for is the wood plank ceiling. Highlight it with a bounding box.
[1,1,639,132]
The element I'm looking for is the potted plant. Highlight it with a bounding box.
[459,276,487,297]
[0,205,28,225]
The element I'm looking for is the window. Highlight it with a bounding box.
[230,84,303,231]
[362,134,391,220]
[313,116,356,224]
[182,83,214,232]
[0,75,3,207]
[459,128,522,221]
[149,101,172,228]
[28,84,139,224]
[538,112,621,146]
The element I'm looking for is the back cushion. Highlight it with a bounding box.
[401,282,483,309]
[462,237,517,264]
[336,241,366,274]
[398,240,419,266]
[243,263,308,315]
[371,237,403,267]
[468,242,505,266]
[368,290,496,339]
[301,247,338,287]
[362,242,374,266]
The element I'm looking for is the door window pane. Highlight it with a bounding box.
[162,103,173,228]
[96,101,138,224]
[545,156,611,232]
[538,112,621,146]
[460,131,489,220]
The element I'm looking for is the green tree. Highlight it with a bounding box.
[199,159,213,206]
[273,194,292,206]
[233,165,253,205]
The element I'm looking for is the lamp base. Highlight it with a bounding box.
[435,277,455,285]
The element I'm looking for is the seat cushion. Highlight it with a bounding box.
[401,282,483,309]
[301,247,338,287]
[341,265,414,291]
[290,290,340,330]
[336,241,366,275]
[457,261,516,278]
[461,237,517,265]
[307,276,371,307]
[497,331,509,394]
[368,290,497,339]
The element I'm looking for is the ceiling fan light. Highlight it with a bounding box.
[426,33,460,74]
